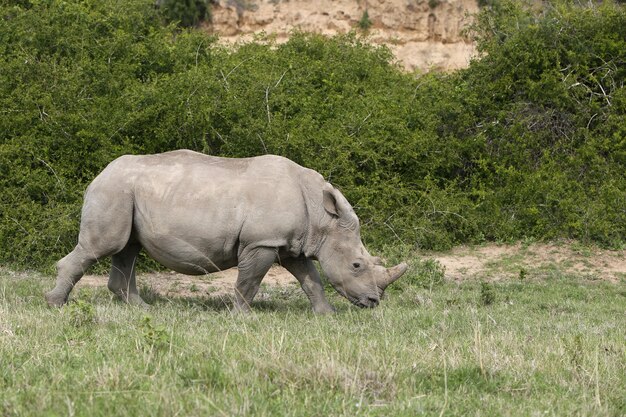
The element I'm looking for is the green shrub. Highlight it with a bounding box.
[460,0,626,246]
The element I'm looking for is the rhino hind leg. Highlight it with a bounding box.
[232,247,277,313]
[107,242,146,307]
[46,187,134,307]
[282,257,335,314]
[45,243,98,307]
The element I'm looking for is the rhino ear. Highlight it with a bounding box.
[323,187,339,217]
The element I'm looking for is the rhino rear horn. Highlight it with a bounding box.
[379,262,408,290]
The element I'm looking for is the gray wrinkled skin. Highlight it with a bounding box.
[45,150,407,313]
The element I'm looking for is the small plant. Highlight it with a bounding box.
[479,282,496,306]
[565,333,584,377]
[140,315,170,351]
[428,0,441,9]
[358,10,372,31]
[518,268,527,280]
[66,299,96,327]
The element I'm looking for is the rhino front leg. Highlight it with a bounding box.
[107,242,146,308]
[233,247,276,313]
[282,257,335,314]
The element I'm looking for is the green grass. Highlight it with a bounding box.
[1,264,625,416]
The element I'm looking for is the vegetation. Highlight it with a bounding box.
[358,9,372,31]
[1,262,624,416]
[0,0,625,271]
[158,0,211,28]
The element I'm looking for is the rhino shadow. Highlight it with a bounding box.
[137,286,313,313]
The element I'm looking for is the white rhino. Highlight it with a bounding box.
[45,150,407,313]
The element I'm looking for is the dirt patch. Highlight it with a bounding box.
[427,242,626,282]
[75,243,625,298]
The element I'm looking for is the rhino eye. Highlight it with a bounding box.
[352,262,361,269]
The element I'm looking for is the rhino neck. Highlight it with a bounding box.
[314,234,337,265]
[296,172,333,259]
[301,215,330,259]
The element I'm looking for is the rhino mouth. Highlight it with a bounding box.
[347,294,380,308]
[356,298,379,308]
[328,281,380,308]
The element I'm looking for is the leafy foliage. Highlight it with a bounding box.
[139,315,170,351]
[66,299,97,327]
[0,0,624,271]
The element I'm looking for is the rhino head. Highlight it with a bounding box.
[315,184,408,308]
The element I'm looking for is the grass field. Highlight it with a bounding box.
[1,245,625,416]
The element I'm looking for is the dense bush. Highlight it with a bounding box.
[0,0,624,271]
[460,0,626,245]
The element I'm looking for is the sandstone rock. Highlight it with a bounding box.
[208,0,479,71]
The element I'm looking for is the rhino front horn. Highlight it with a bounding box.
[379,262,408,290]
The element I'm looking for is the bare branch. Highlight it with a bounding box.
[257,133,268,154]
[265,87,271,124]
[37,158,64,189]
[273,69,289,89]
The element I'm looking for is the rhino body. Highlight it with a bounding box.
[45,150,407,312]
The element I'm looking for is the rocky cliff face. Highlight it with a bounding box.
[208,0,479,71]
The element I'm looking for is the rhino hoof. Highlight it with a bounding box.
[121,293,149,309]
[313,304,336,314]
[44,291,67,308]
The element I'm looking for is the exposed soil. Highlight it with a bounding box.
[75,243,625,298]
[429,242,626,283]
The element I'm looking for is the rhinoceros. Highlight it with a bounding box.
[45,150,407,313]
